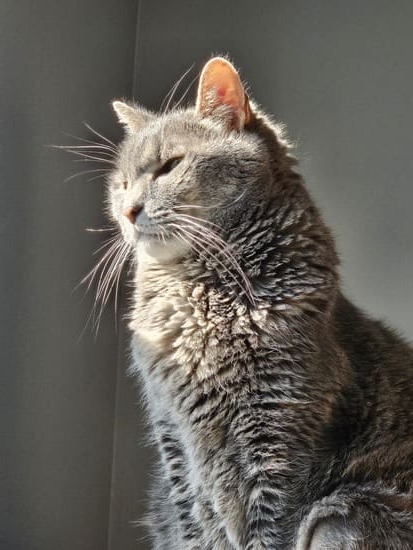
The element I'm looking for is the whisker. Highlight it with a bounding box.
[72,149,114,159]
[171,211,222,231]
[86,227,116,233]
[67,150,115,160]
[114,247,130,322]
[172,72,199,110]
[63,168,110,183]
[91,234,121,256]
[96,243,128,305]
[174,226,244,294]
[175,214,253,269]
[174,188,248,211]
[52,144,116,155]
[83,122,116,148]
[90,243,125,332]
[72,158,115,165]
[80,238,122,290]
[93,243,130,334]
[166,211,252,272]
[76,231,131,339]
[162,63,195,114]
[182,222,255,304]
[62,131,118,153]
[75,239,122,339]
[113,246,130,317]
[65,150,116,164]
[171,223,255,305]
[87,173,110,183]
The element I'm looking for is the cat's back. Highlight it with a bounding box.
[331,295,413,482]
[334,294,413,398]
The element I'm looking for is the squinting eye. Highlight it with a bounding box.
[122,180,128,190]
[154,156,184,178]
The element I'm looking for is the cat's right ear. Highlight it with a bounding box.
[196,57,252,131]
[112,100,153,133]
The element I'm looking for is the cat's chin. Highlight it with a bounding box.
[135,234,189,264]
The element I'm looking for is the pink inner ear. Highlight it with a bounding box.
[217,86,227,97]
[197,58,251,130]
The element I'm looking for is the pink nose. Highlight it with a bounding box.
[123,205,142,224]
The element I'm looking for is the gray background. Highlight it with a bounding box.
[1,1,412,549]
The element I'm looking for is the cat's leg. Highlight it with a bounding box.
[146,473,182,550]
[233,412,307,548]
[155,419,234,549]
[193,491,236,549]
[154,419,206,548]
[295,485,413,550]
[241,469,298,549]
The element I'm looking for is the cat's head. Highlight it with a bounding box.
[108,57,292,264]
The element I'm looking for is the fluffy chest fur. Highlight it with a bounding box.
[130,261,273,379]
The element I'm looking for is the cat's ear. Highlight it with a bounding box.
[112,100,153,133]
[196,57,252,131]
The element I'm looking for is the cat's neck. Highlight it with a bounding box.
[132,187,339,321]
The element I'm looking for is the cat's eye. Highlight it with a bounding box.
[154,156,184,179]
[122,180,128,190]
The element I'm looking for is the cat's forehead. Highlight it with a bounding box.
[119,110,226,163]
[116,108,263,175]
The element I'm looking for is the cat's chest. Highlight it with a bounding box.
[130,280,218,370]
[130,277,203,340]
[129,275,262,379]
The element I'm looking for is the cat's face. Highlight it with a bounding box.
[108,58,271,263]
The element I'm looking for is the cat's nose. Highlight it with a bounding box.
[123,205,142,224]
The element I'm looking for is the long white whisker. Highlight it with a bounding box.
[113,249,127,321]
[79,238,122,293]
[94,243,130,334]
[171,223,255,305]
[171,211,222,231]
[174,226,243,294]
[91,243,125,332]
[161,63,194,113]
[168,211,253,273]
[52,145,116,158]
[83,122,116,148]
[167,210,252,272]
[72,158,114,166]
[55,144,116,152]
[95,243,125,304]
[174,188,248,211]
[175,215,253,269]
[173,73,199,110]
[92,234,121,255]
[76,227,132,338]
[66,150,116,164]
[87,173,110,183]
[99,244,129,306]
[181,221,255,304]
[64,168,110,183]
[86,227,116,233]
[61,132,118,154]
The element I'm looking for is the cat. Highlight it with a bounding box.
[106,57,413,549]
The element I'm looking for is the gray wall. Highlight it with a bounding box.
[1,1,412,549]
[0,1,138,549]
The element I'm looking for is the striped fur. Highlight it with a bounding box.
[108,59,413,548]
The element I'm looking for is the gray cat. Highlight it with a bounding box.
[107,57,413,549]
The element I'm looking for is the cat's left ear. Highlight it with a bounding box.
[196,57,252,131]
[112,100,153,133]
